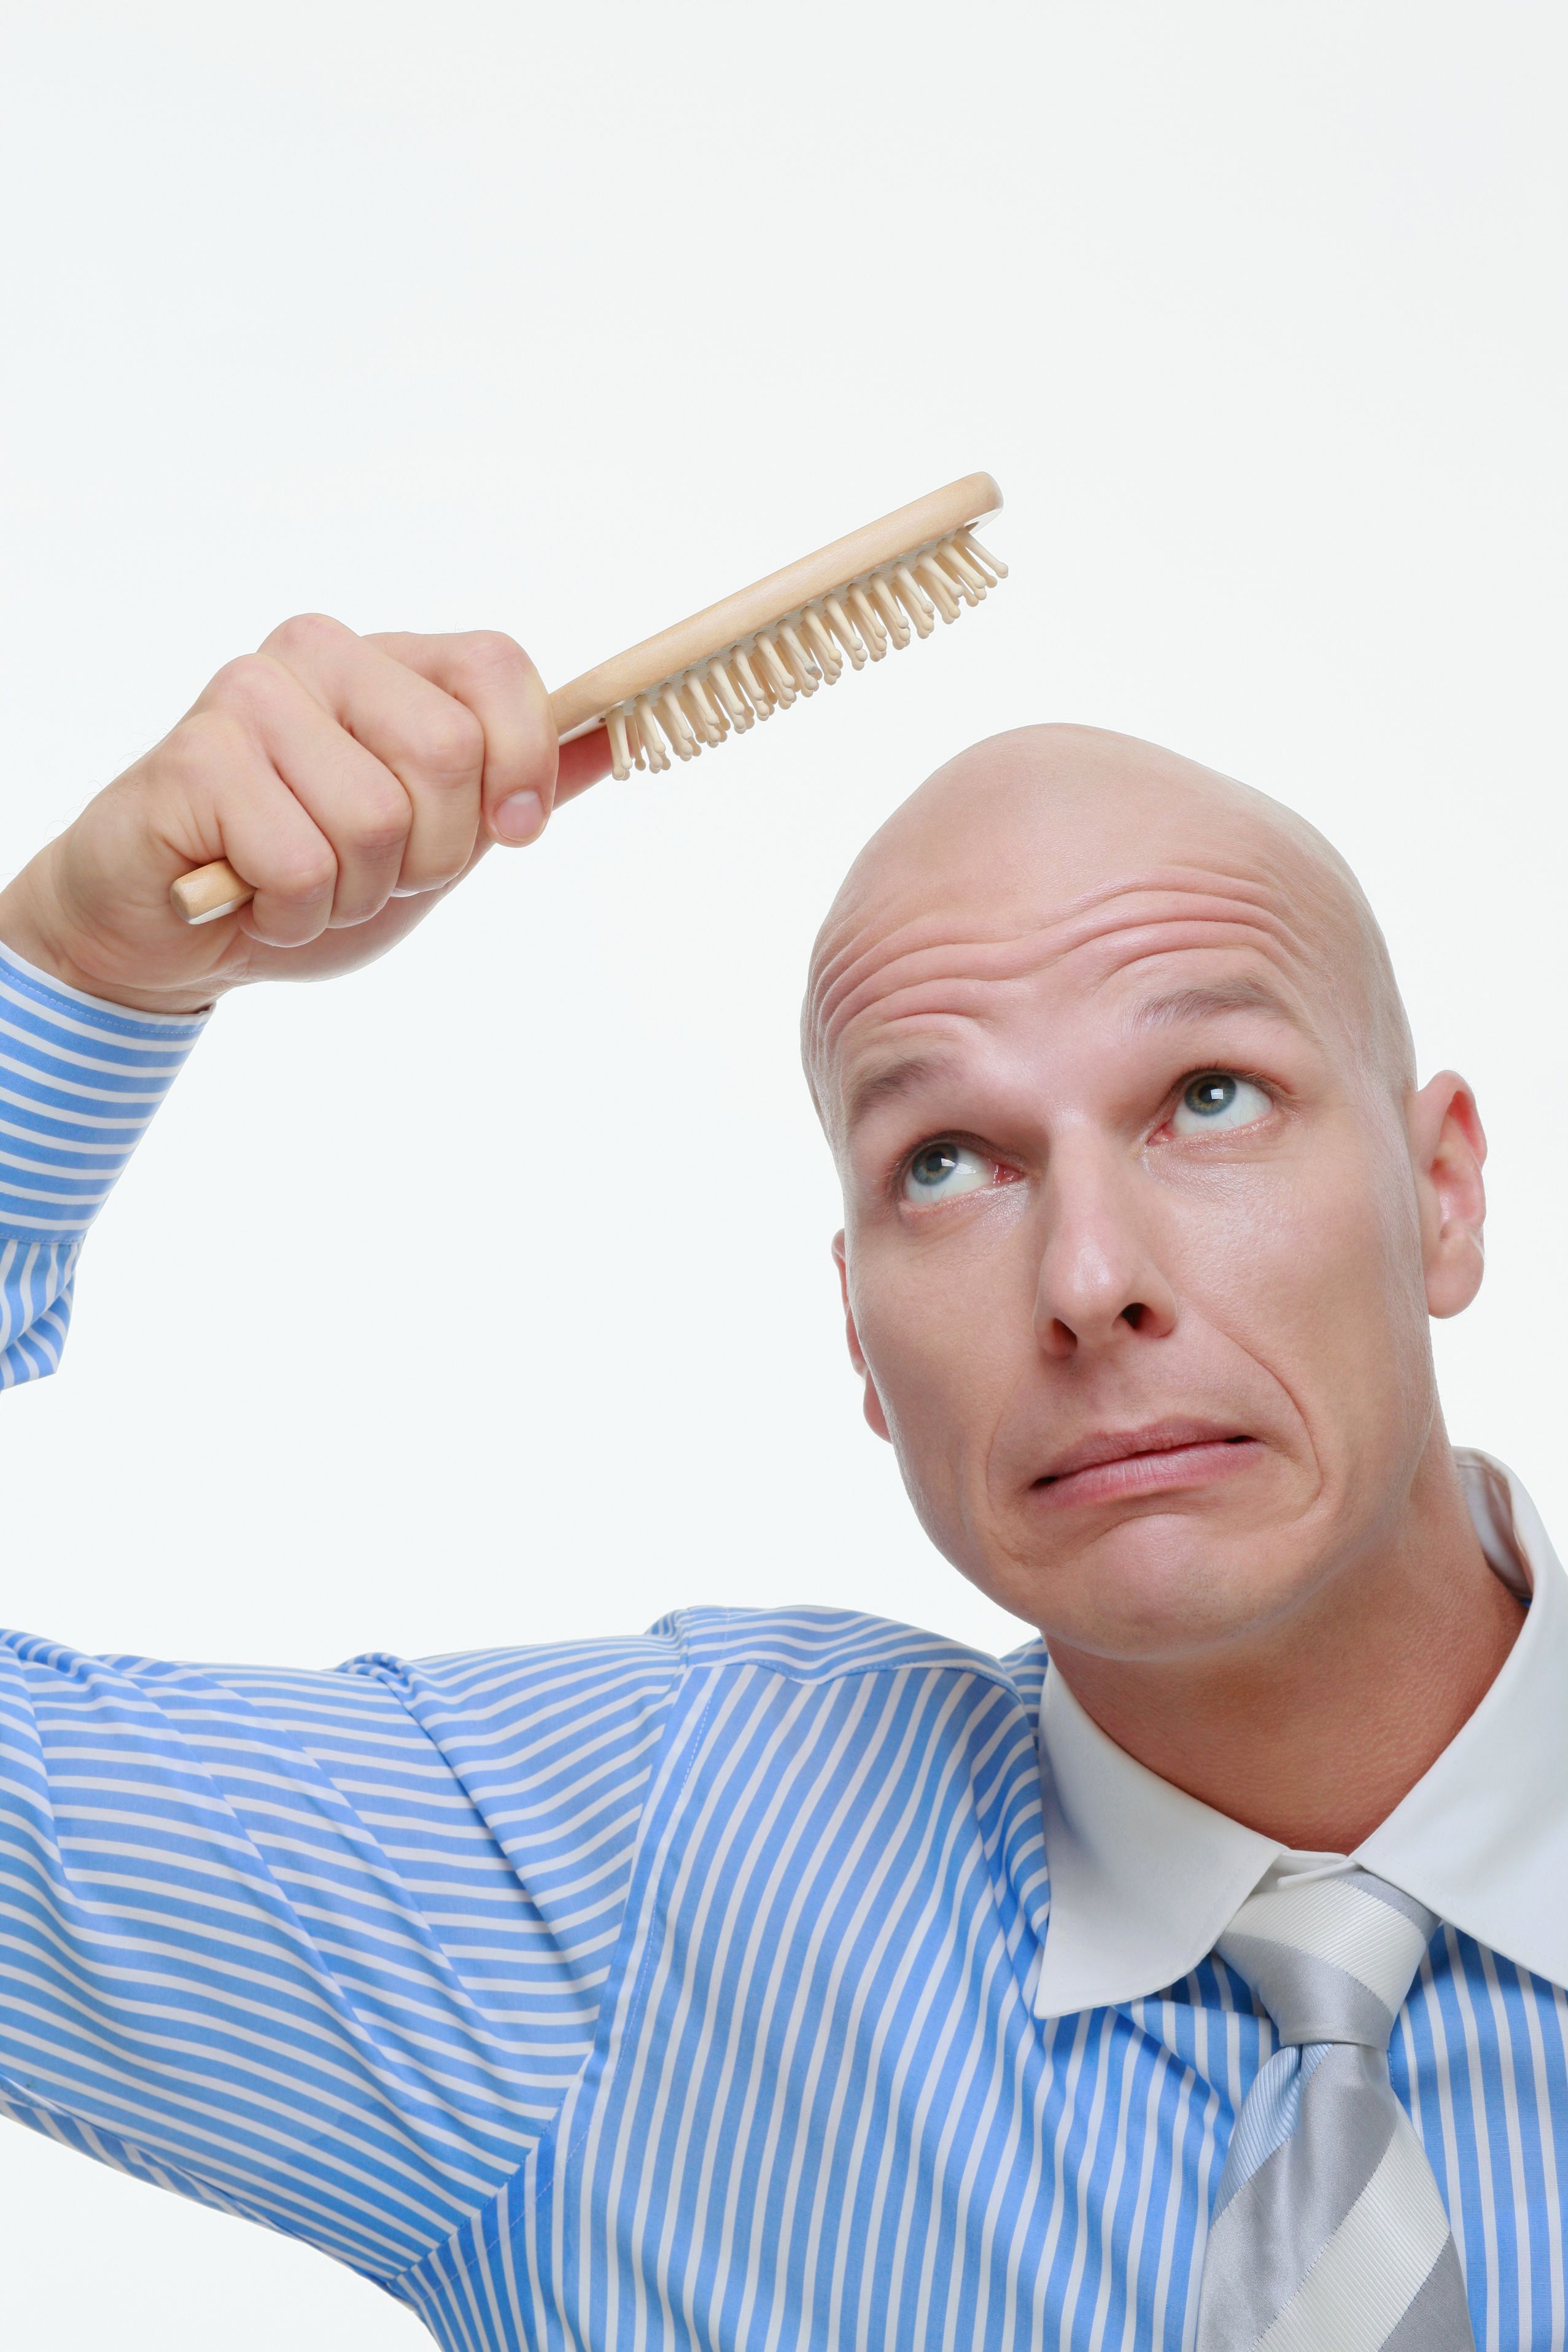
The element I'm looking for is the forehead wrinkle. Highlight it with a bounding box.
[1068,917,1324,1012]
[815,889,1315,1079]
[810,863,1287,987]
[808,864,1309,1039]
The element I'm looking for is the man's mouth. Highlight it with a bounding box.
[1030,1418,1259,1508]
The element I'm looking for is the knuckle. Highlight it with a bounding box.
[265,610,349,662]
[347,782,413,858]
[206,653,281,712]
[451,629,530,683]
[417,703,486,783]
[271,847,337,904]
[162,707,247,778]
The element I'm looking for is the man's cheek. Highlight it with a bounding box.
[1184,1175,1415,1421]
[865,1290,1022,1498]
[1182,1163,1380,1310]
[863,1314,971,1450]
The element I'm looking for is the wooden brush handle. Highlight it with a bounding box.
[169,861,258,925]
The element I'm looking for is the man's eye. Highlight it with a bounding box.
[902,1141,994,1203]
[1170,1073,1272,1135]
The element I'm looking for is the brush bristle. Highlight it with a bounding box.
[603,526,1006,780]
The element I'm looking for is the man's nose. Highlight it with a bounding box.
[1031,1139,1178,1359]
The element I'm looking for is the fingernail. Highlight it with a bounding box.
[493,791,546,845]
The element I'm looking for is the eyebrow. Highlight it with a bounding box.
[842,1052,952,1131]
[1127,979,1308,1034]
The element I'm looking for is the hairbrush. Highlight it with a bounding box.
[170,471,1005,923]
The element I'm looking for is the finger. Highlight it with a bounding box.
[198,654,414,927]
[260,614,487,891]
[159,707,339,948]
[556,726,615,806]
[366,629,557,848]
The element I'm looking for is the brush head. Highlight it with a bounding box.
[549,472,1006,781]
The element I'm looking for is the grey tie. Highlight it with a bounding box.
[1195,1866,1475,2352]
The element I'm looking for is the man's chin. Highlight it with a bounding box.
[989,1478,1310,1656]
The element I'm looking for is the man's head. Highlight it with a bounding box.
[805,725,1486,1663]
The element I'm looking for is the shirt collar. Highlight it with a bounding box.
[1033,1451,1568,2017]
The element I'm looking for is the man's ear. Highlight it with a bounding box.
[832,1231,891,1441]
[1408,1072,1487,1319]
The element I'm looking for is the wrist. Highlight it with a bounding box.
[0,853,219,1020]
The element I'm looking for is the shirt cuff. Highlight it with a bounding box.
[0,941,209,1244]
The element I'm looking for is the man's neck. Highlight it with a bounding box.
[1047,1445,1527,1853]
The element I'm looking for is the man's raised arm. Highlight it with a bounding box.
[0,615,611,1377]
[0,627,676,2312]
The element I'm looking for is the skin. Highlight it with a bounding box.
[0,664,1520,1852]
[807,723,1521,1851]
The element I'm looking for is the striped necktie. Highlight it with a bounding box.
[1195,1866,1475,2351]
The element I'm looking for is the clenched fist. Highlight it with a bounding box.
[0,615,613,1015]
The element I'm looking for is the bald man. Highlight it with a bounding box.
[0,623,1559,2352]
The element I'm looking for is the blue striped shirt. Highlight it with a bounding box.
[0,941,206,1384]
[0,941,1563,2348]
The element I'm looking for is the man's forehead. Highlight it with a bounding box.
[802,725,1412,1120]
[831,950,1321,1138]
[810,793,1328,1041]
[814,863,1332,1066]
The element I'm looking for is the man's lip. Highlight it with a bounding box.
[1033,1418,1254,1489]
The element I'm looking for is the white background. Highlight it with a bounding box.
[1,2,1562,2341]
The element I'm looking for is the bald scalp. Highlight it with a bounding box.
[802,724,1415,1141]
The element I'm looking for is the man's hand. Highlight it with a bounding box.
[0,616,613,1014]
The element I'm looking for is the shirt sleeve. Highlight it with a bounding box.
[0,1625,679,2302]
[0,939,207,1387]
